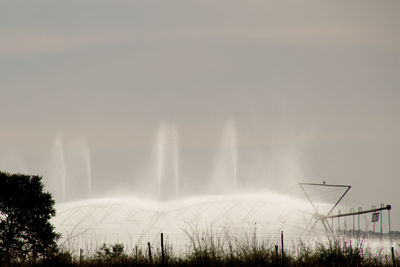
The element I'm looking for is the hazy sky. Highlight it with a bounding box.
[1,1,399,227]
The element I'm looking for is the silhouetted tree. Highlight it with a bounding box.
[0,171,59,264]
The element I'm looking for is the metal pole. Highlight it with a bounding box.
[388,208,392,235]
[372,205,376,233]
[380,204,384,236]
[350,208,355,234]
[327,185,351,216]
[358,207,362,233]
[326,205,390,219]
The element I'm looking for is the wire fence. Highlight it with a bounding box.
[59,226,399,262]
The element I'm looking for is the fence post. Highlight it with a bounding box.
[281,231,284,263]
[274,244,279,265]
[391,247,396,267]
[148,242,152,262]
[79,249,83,266]
[161,233,165,265]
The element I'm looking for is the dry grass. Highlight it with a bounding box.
[3,230,399,266]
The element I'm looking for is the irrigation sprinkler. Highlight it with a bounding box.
[325,205,391,219]
[350,208,355,234]
[371,205,377,232]
[323,205,391,236]
[299,182,351,237]
[299,182,392,237]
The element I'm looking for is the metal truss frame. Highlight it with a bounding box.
[299,182,351,236]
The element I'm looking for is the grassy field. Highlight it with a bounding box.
[8,231,399,267]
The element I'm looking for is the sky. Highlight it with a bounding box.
[1,1,400,228]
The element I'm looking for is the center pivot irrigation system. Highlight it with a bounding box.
[299,182,392,237]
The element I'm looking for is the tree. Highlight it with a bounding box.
[0,171,60,263]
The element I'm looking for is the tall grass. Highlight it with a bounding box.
[6,230,400,266]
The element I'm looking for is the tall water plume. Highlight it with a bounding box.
[47,134,67,202]
[67,137,92,198]
[155,122,179,200]
[84,140,92,195]
[210,118,238,193]
[226,119,238,190]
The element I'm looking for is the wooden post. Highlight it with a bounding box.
[148,242,152,262]
[274,245,279,265]
[79,249,83,266]
[391,247,396,267]
[135,245,138,261]
[161,233,165,265]
[281,231,284,263]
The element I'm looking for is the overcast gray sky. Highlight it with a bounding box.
[1,1,399,228]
